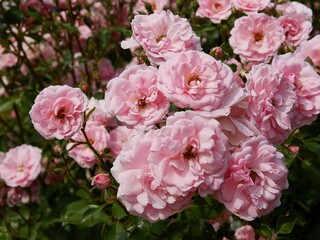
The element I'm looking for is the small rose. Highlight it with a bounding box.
[91,173,110,190]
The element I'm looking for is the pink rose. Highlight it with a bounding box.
[229,13,285,63]
[133,0,169,13]
[158,50,243,113]
[245,63,296,144]
[232,0,272,13]
[276,1,313,22]
[234,225,256,240]
[214,136,289,221]
[0,144,42,188]
[109,126,138,158]
[216,97,261,147]
[196,0,232,24]
[278,13,312,47]
[150,111,230,196]
[0,45,17,70]
[91,173,110,190]
[87,97,113,127]
[295,35,320,68]
[67,124,110,168]
[29,85,88,140]
[272,53,320,128]
[111,130,193,222]
[105,64,169,130]
[7,188,30,207]
[121,10,202,65]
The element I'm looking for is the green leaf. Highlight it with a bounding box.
[104,222,127,240]
[59,200,109,227]
[276,210,299,234]
[111,202,127,220]
[304,141,320,157]
[259,224,273,239]
[0,96,20,114]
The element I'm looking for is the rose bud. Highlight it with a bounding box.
[91,173,110,190]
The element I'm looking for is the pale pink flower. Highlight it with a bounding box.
[245,63,296,144]
[276,1,313,22]
[91,173,110,190]
[87,97,113,126]
[214,135,289,221]
[196,0,232,24]
[229,13,285,63]
[111,130,193,222]
[134,0,169,13]
[294,35,320,68]
[272,53,320,128]
[208,210,233,232]
[105,64,169,130]
[0,45,17,70]
[77,24,93,46]
[121,10,202,65]
[278,13,312,47]
[67,124,110,168]
[232,0,272,13]
[109,126,138,158]
[235,225,255,240]
[20,0,55,16]
[216,97,261,147]
[0,144,42,188]
[150,111,230,196]
[7,188,30,207]
[29,85,88,140]
[158,50,243,113]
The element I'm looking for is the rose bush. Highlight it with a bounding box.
[0,0,320,239]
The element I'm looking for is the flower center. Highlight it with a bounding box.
[183,145,197,160]
[56,106,66,119]
[156,33,166,43]
[250,171,258,182]
[138,96,147,108]
[214,3,221,9]
[18,164,24,172]
[188,75,201,85]
[253,32,264,42]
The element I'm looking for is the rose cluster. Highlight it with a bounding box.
[1,0,319,230]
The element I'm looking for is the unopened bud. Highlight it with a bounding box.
[210,47,223,59]
[91,173,110,190]
[79,81,89,94]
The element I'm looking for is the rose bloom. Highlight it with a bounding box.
[196,0,232,24]
[29,85,88,140]
[276,1,313,22]
[232,0,272,13]
[111,130,193,222]
[278,13,312,47]
[158,50,244,113]
[67,123,110,168]
[150,111,230,197]
[7,188,30,207]
[272,53,320,128]
[133,0,169,13]
[87,97,113,127]
[216,96,261,147]
[295,35,320,68]
[229,13,285,63]
[109,126,138,158]
[0,45,17,70]
[0,144,42,188]
[105,64,169,130]
[234,225,256,240]
[245,63,296,144]
[121,10,202,65]
[214,135,289,221]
